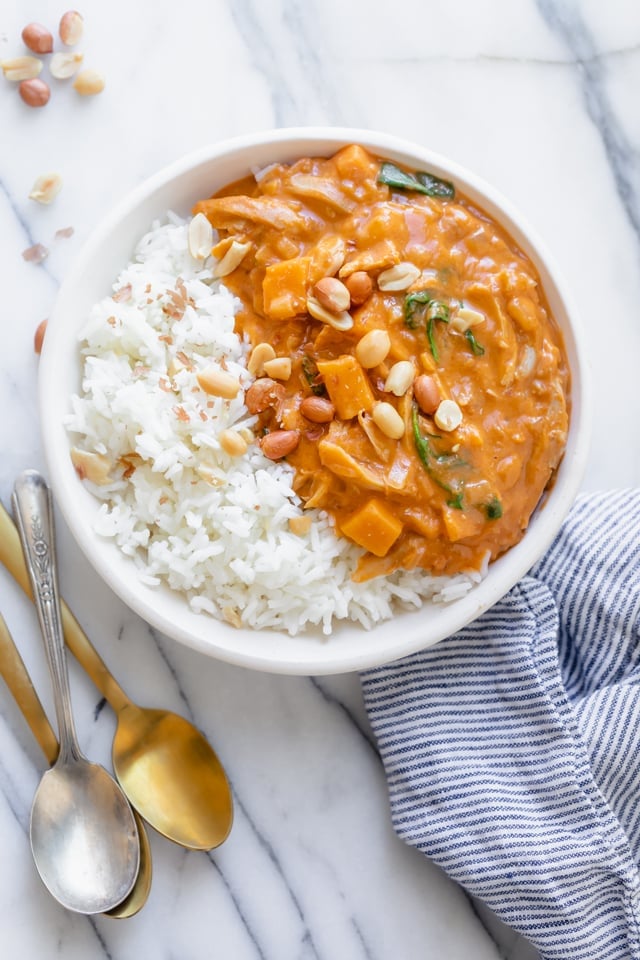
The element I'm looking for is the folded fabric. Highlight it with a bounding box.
[361,490,640,960]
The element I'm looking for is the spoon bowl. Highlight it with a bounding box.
[113,704,232,849]
[31,762,140,914]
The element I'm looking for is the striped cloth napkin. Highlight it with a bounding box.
[361,490,640,960]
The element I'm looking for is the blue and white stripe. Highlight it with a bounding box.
[361,491,640,959]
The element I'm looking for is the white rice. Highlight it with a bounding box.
[66,215,483,637]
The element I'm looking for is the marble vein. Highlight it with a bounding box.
[536,0,640,241]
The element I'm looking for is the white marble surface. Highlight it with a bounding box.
[0,0,639,956]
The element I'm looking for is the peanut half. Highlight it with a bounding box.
[212,239,251,278]
[50,51,83,79]
[196,367,241,399]
[29,172,63,204]
[377,261,421,292]
[306,295,353,331]
[2,56,43,82]
[188,212,213,261]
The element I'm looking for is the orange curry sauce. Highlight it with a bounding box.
[194,145,569,581]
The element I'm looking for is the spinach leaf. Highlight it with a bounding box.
[484,497,503,520]
[415,171,455,199]
[378,162,455,199]
[301,355,326,396]
[465,329,485,356]
[412,405,464,509]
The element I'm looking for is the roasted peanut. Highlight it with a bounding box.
[306,295,353,331]
[70,447,112,484]
[212,239,251,278]
[34,319,47,354]
[73,69,105,96]
[21,23,54,54]
[187,212,213,260]
[260,429,300,460]
[196,366,241,399]
[219,429,248,457]
[450,306,485,333]
[300,396,335,423]
[384,360,414,397]
[413,374,440,415]
[263,357,292,381]
[244,377,285,413]
[355,329,391,369]
[377,261,421,292]
[434,399,462,432]
[289,515,312,536]
[59,10,84,46]
[344,271,372,305]
[247,342,276,376]
[313,277,351,314]
[19,78,50,106]
[372,402,405,440]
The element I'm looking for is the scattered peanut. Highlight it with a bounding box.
[2,56,43,82]
[355,329,391,369]
[196,366,241,399]
[384,360,414,397]
[263,357,292,381]
[247,342,276,376]
[49,51,84,79]
[34,319,47,354]
[344,271,373,305]
[306,295,353,331]
[219,429,248,457]
[19,77,50,106]
[70,446,112,484]
[73,68,105,96]
[434,399,463,432]
[29,172,63,204]
[372,402,405,440]
[21,23,53,54]
[413,374,441,415]
[289,515,312,536]
[59,10,84,46]
[300,396,335,423]
[260,429,300,460]
[450,306,485,333]
[212,239,251,278]
[313,277,351,314]
[377,261,421,292]
[244,377,285,414]
[187,212,213,261]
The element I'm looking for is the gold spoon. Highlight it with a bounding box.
[0,611,152,918]
[0,500,233,851]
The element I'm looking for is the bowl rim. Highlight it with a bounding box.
[40,126,592,675]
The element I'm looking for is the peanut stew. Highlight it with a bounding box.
[193,145,569,581]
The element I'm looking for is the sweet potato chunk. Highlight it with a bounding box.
[341,498,403,557]
[316,355,375,420]
[262,257,310,320]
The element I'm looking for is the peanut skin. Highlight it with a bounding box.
[260,430,300,460]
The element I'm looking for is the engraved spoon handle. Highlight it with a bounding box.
[12,470,82,762]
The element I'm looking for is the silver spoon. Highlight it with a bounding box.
[12,470,140,915]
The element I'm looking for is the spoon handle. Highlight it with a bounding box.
[12,470,82,762]
[0,613,59,766]
[0,500,130,713]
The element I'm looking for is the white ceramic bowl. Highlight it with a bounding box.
[40,127,591,675]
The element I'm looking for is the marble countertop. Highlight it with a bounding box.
[1,0,638,956]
